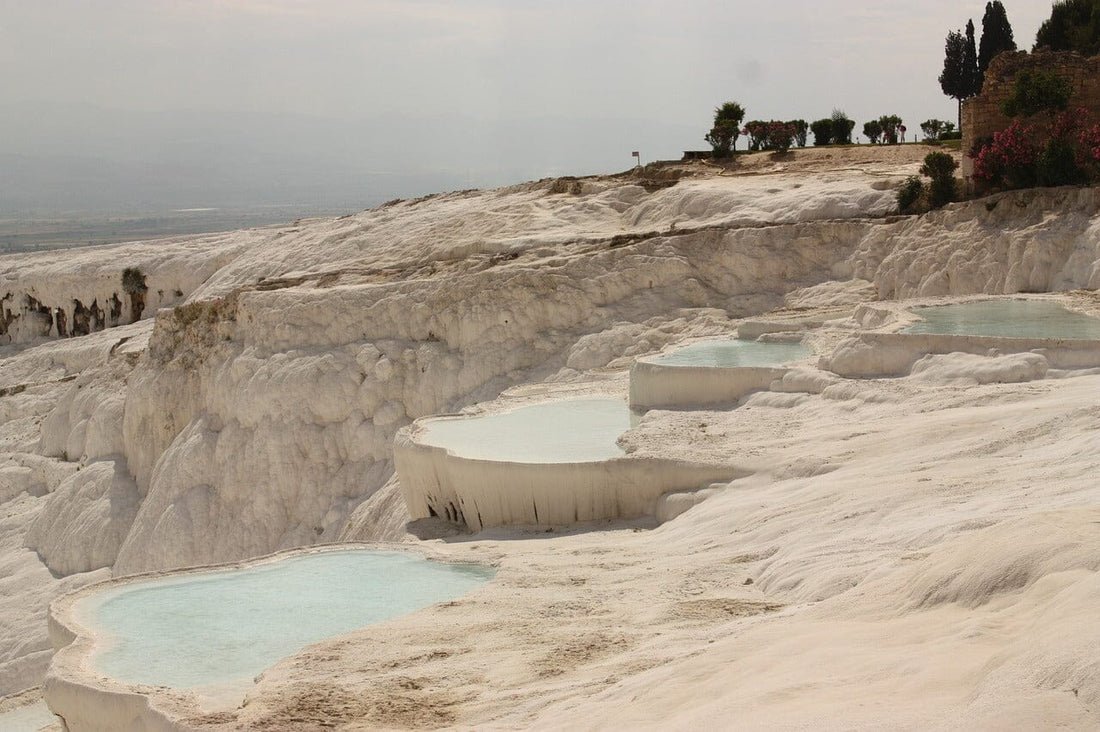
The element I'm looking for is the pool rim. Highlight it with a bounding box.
[633,336,814,370]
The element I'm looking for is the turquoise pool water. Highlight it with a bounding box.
[902,300,1100,340]
[419,398,630,463]
[653,339,811,367]
[82,551,492,689]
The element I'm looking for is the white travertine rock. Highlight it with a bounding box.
[112,220,876,572]
[854,188,1100,298]
[24,459,140,576]
[39,367,127,463]
[909,351,1049,384]
[7,160,1100,714]
[822,332,1100,378]
[629,361,788,411]
[654,484,724,523]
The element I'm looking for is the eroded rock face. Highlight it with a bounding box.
[112,221,873,573]
[854,188,1100,298]
[24,459,140,575]
[102,184,1100,573]
[0,229,263,345]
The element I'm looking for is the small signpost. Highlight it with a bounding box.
[632,151,641,167]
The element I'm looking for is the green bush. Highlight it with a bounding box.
[1001,68,1072,117]
[863,120,884,144]
[704,101,746,157]
[121,267,147,295]
[920,151,959,207]
[743,120,768,151]
[810,118,833,146]
[878,115,904,144]
[831,110,855,144]
[896,176,925,213]
[789,119,809,147]
[920,119,944,142]
[1037,136,1088,186]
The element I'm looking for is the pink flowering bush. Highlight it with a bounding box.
[744,120,797,152]
[704,121,738,158]
[972,119,1039,189]
[1081,123,1100,178]
[974,109,1100,190]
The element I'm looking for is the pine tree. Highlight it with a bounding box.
[978,1,1017,79]
[1035,0,1100,56]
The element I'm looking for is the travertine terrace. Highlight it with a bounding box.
[3,145,1100,729]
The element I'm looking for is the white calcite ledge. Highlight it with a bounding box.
[395,420,744,532]
[822,332,1100,378]
[629,361,789,411]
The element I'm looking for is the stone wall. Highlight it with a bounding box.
[962,50,1100,153]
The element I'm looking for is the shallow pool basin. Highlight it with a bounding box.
[902,300,1100,339]
[651,339,810,368]
[630,339,810,410]
[417,398,631,463]
[75,550,492,689]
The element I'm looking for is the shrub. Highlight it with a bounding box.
[743,120,798,152]
[705,101,746,156]
[973,109,1097,190]
[972,120,1038,188]
[1001,68,1072,117]
[1037,137,1088,185]
[789,119,809,147]
[879,115,904,144]
[897,176,925,213]
[765,120,796,152]
[811,118,833,146]
[704,123,738,158]
[920,119,944,142]
[1038,111,1090,185]
[121,267,147,295]
[743,120,769,151]
[831,110,855,144]
[1081,122,1100,177]
[863,119,884,144]
[920,151,959,207]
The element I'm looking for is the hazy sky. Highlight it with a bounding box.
[1,0,1052,212]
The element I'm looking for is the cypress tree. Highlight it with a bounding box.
[940,24,981,128]
[978,1,1017,77]
[965,20,982,95]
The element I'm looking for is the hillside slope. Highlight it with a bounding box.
[3,146,1100,729]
